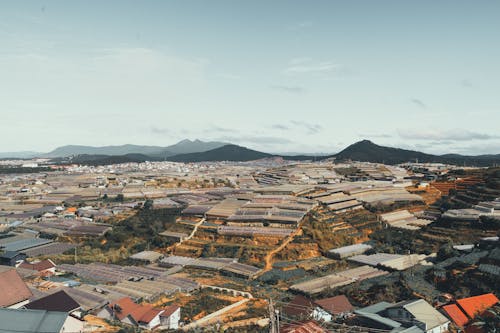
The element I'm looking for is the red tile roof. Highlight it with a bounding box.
[109,297,138,321]
[283,295,315,317]
[161,305,180,318]
[442,304,469,327]
[18,259,56,272]
[109,297,175,324]
[314,295,354,315]
[136,308,162,324]
[456,293,499,319]
[0,269,33,307]
[281,321,328,333]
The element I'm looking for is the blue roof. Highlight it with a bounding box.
[0,308,68,333]
[0,251,24,259]
[2,238,53,252]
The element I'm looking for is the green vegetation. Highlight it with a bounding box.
[370,228,437,254]
[49,207,183,264]
[0,166,53,174]
[97,207,181,249]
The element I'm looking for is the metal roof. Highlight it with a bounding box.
[0,308,68,333]
[2,238,53,252]
[403,299,450,330]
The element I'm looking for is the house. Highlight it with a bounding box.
[160,304,181,330]
[283,295,353,323]
[25,290,82,318]
[456,293,499,319]
[0,250,26,266]
[313,295,354,321]
[355,300,449,333]
[98,297,180,330]
[385,299,450,333]
[354,301,405,331]
[18,259,56,276]
[442,304,470,328]
[0,268,33,308]
[0,307,84,333]
[282,295,316,320]
[442,293,499,328]
[281,320,328,333]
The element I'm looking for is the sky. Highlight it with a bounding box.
[1,1,499,155]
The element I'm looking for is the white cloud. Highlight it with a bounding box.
[270,85,306,94]
[398,128,499,141]
[284,58,342,75]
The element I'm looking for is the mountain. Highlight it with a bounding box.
[167,144,273,162]
[42,139,228,158]
[63,153,154,166]
[44,144,166,158]
[151,139,228,158]
[333,140,500,166]
[333,140,437,164]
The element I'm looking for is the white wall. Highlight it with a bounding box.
[312,307,332,322]
[61,316,84,333]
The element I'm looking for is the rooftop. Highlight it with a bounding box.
[0,308,68,333]
[0,268,33,307]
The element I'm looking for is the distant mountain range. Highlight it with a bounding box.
[162,140,500,166]
[42,139,228,158]
[2,139,500,166]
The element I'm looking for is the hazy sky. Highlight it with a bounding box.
[1,1,499,154]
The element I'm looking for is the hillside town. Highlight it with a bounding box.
[0,157,498,332]
[2,1,500,332]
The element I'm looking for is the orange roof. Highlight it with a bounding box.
[456,293,499,319]
[110,297,139,321]
[443,304,469,327]
[109,297,164,324]
[66,207,77,213]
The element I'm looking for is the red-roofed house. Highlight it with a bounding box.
[442,293,499,330]
[281,320,328,333]
[442,304,469,327]
[456,293,499,319]
[283,294,354,322]
[161,305,181,330]
[313,295,354,321]
[97,297,180,330]
[18,259,56,276]
[0,269,33,308]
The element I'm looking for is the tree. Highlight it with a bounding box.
[143,199,153,210]
[437,242,458,261]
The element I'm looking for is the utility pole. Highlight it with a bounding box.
[269,299,277,333]
[74,246,77,264]
[275,307,280,333]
